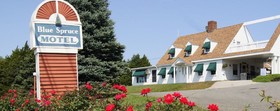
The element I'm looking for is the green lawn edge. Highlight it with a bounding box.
[253,74,280,82]
[127,81,215,94]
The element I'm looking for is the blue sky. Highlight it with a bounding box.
[0,0,280,65]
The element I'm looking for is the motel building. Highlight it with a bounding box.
[131,15,280,86]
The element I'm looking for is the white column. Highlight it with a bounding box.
[186,66,188,83]
[173,66,176,84]
[35,53,41,99]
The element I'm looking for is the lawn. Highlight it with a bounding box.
[124,94,207,111]
[126,81,215,94]
[253,74,280,82]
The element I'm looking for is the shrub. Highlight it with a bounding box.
[253,74,280,82]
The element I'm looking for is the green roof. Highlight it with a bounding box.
[168,48,175,54]
[158,68,166,75]
[168,67,174,74]
[202,42,210,49]
[185,45,192,52]
[207,62,216,72]
[194,64,203,73]
[132,70,146,77]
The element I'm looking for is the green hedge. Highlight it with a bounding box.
[253,74,280,82]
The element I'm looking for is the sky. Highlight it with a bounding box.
[0,0,280,65]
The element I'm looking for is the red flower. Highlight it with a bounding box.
[113,84,120,89]
[13,90,17,93]
[187,101,196,107]
[13,94,17,98]
[157,97,162,103]
[35,98,41,103]
[10,99,15,105]
[15,109,20,111]
[179,97,188,104]
[141,88,151,95]
[173,92,182,98]
[85,82,93,90]
[208,104,219,111]
[115,94,122,101]
[145,102,152,110]
[44,100,51,106]
[8,89,13,93]
[126,106,133,111]
[102,82,107,87]
[25,99,29,104]
[121,93,126,98]
[50,90,56,95]
[119,85,127,93]
[105,104,115,111]
[29,90,34,96]
[164,94,174,104]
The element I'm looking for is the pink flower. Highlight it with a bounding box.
[85,82,93,90]
[29,90,34,96]
[126,106,133,111]
[115,94,122,101]
[179,97,188,104]
[113,84,120,89]
[50,90,56,95]
[208,104,219,111]
[164,94,174,104]
[145,102,152,110]
[13,94,17,98]
[173,92,182,98]
[187,101,196,107]
[157,97,162,103]
[10,99,15,105]
[15,109,20,111]
[13,90,17,93]
[106,104,115,111]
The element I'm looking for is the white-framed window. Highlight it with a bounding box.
[136,76,147,83]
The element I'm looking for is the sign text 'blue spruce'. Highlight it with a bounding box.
[35,23,81,48]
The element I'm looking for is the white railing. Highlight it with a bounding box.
[227,40,269,53]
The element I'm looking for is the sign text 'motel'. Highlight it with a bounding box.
[35,23,82,48]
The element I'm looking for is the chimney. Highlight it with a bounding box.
[206,21,217,33]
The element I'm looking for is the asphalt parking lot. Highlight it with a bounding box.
[149,81,280,111]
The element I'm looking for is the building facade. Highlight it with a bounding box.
[132,15,280,86]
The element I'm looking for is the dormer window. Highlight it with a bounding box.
[184,45,192,57]
[168,48,175,58]
[202,42,210,54]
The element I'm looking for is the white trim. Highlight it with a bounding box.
[76,54,79,90]
[35,48,78,54]
[131,66,157,71]
[35,53,41,100]
[244,15,280,25]
[192,51,272,63]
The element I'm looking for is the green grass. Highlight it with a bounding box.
[123,94,207,111]
[253,74,280,82]
[127,81,215,94]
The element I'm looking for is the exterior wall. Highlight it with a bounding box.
[132,68,158,86]
[191,60,225,82]
[270,35,280,74]
[225,26,254,53]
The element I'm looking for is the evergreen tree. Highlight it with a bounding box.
[120,54,152,85]
[0,42,35,94]
[67,0,126,82]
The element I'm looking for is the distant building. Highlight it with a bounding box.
[131,15,280,86]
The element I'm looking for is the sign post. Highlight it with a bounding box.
[30,0,82,99]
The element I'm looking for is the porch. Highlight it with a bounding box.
[222,53,273,80]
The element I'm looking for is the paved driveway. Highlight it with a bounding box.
[149,81,280,111]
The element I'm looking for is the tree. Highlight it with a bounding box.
[120,54,152,85]
[67,0,126,82]
[0,42,35,94]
